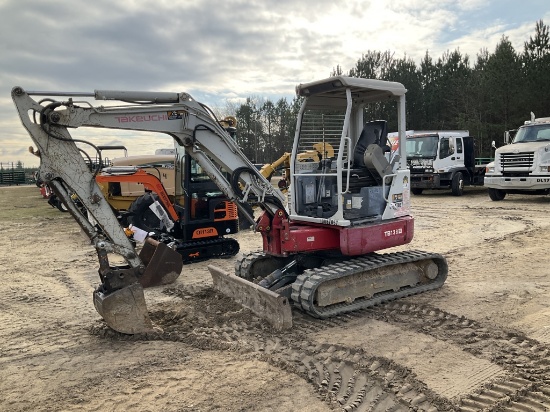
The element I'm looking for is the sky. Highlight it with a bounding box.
[1,0,549,168]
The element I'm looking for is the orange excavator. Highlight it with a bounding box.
[95,154,241,264]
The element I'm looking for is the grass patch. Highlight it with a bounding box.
[0,185,73,223]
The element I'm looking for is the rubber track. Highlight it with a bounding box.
[175,237,239,262]
[234,251,265,278]
[235,250,293,280]
[290,250,448,318]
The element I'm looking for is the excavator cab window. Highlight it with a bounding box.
[190,160,210,183]
[186,158,227,222]
[293,103,394,221]
[293,108,344,218]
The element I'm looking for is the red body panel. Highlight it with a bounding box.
[282,224,341,253]
[258,210,414,257]
[338,216,414,255]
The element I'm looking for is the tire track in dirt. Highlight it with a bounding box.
[89,286,456,411]
[294,301,550,411]
[310,316,507,400]
[363,301,550,410]
[522,310,550,344]
[92,284,550,411]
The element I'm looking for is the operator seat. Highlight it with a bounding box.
[345,120,389,188]
[353,120,388,167]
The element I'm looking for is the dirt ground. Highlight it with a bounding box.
[1,185,550,411]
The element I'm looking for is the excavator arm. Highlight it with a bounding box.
[11,86,286,333]
[16,88,286,214]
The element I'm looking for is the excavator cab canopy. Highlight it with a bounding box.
[289,76,409,226]
[296,76,407,104]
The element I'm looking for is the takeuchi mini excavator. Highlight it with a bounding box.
[11,77,448,333]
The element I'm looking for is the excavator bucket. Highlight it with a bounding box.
[138,238,183,288]
[208,265,293,330]
[93,238,182,334]
[93,283,158,334]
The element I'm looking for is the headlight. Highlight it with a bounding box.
[540,166,550,172]
[486,166,495,173]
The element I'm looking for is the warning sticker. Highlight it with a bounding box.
[167,110,187,120]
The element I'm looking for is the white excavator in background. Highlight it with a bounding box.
[11,76,448,334]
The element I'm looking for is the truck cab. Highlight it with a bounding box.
[398,130,484,196]
[485,115,550,201]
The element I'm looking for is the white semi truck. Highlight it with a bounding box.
[392,130,487,196]
[485,114,550,201]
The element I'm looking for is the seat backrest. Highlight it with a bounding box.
[353,120,388,167]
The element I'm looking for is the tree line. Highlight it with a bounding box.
[232,20,550,163]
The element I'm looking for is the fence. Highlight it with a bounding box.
[0,162,27,186]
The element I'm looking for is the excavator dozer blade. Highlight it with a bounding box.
[208,265,292,330]
[93,283,158,334]
[138,238,183,288]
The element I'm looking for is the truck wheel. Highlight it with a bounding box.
[411,188,423,195]
[451,172,464,196]
[488,188,506,201]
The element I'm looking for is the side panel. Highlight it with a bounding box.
[281,225,341,253]
[278,216,414,256]
[339,216,414,256]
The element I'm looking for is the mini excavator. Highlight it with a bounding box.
[96,153,241,263]
[11,76,448,333]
